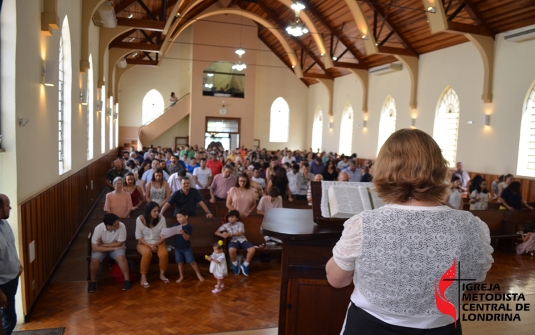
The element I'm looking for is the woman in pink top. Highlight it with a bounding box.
[104,177,133,218]
[226,172,256,219]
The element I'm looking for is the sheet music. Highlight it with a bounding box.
[320,181,372,218]
[160,225,183,239]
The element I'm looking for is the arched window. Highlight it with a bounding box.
[142,89,165,125]
[59,17,72,174]
[115,102,119,148]
[311,107,323,153]
[109,96,114,150]
[87,54,94,160]
[269,97,289,143]
[101,84,106,154]
[339,103,354,155]
[377,96,397,153]
[517,81,535,177]
[433,87,460,167]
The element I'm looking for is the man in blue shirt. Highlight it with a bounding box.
[160,178,213,217]
[343,159,363,182]
[186,157,200,174]
[309,157,325,175]
[0,194,23,335]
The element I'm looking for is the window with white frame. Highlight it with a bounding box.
[339,103,354,155]
[377,96,397,154]
[115,102,119,148]
[433,87,460,167]
[58,17,72,175]
[101,85,106,154]
[142,89,165,125]
[269,97,289,142]
[517,81,535,177]
[311,107,323,153]
[87,55,94,160]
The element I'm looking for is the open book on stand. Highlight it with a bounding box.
[324,182,385,218]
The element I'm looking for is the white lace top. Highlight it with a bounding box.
[332,204,493,329]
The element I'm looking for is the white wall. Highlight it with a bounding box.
[118,27,193,128]
[254,40,308,150]
[151,115,190,148]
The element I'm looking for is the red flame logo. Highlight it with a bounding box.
[435,258,457,327]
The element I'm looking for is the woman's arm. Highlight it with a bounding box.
[136,185,145,208]
[326,257,354,288]
[499,196,514,210]
[265,178,273,193]
[145,182,152,202]
[226,188,235,211]
[124,195,133,218]
[104,193,111,213]
[286,184,293,202]
[160,183,171,207]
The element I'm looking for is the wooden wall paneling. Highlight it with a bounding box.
[19,150,119,316]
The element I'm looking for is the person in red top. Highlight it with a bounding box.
[206,153,223,176]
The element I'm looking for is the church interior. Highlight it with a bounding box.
[1,0,535,334]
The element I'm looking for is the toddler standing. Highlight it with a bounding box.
[206,241,227,293]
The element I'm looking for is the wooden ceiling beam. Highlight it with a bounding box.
[112,42,162,52]
[300,0,367,66]
[459,0,494,36]
[362,1,419,57]
[377,46,416,57]
[302,72,333,79]
[333,61,367,70]
[258,29,294,72]
[114,0,137,15]
[117,18,166,31]
[252,1,327,72]
[136,0,159,20]
[446,21,494,37]
[126,59,159,66]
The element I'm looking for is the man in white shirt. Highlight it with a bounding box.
[452,161,470,192]
[288,164,299,195]
[168,170,195,193]
[88,213,130,292]
[252,168,266,189]
[193,158,213,189]
[0,194,23,335]
[281,151,296,165]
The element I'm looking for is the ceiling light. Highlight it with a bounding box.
[176,13,181,18]
[286,19,309,37]
[332,56,337,61]
[235,48,245,56]
[232,61,247,71]
[427,6,436,13]
[290,1,305,13]
[128,14,133,19]
[204,83,213,88]
[362,35,368,40]
[130,37,135,42]
[206,73,214,77]
[133,52,138,57]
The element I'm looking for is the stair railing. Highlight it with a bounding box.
[137,93,190,149]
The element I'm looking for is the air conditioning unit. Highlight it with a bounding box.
[92,1,117,28]
[504,24,535,42]
[117,58,128,68]
[368,63,402,75]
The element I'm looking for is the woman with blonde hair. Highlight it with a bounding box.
[327,129,493,334]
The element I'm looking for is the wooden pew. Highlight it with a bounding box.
[87,215,223,279]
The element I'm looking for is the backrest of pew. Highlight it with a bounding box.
[503,210,535,230]
[242,215,267,246]
[185,216,222,252]
[470,210,504,236]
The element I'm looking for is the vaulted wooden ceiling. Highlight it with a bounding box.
[108,0,535,86]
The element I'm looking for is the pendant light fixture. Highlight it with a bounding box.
[233,12,247,71]
[286,1,308,37]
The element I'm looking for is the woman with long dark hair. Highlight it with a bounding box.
[500,181,534,211]
[266,166,293,202]
[226,172,257,219]
[321,160,339,181]
[135,202,169,288]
